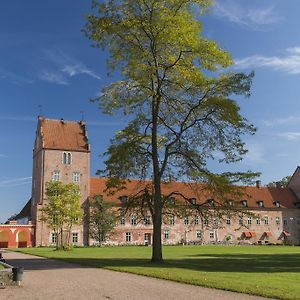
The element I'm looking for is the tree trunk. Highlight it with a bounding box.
[151,97,163,263]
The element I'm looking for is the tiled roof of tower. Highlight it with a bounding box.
[40,118,89,152]
[90,177,300,209]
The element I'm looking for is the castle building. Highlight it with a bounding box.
[1,116,300,248]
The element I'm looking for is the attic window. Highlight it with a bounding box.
[241,200,248,207]
[207,199,214,206]
[257,200,264,207]
[168,197,175,205]
[274,201,280,208]
[190,198,196,205]
[120,195,128,204]
[226,200,234,206]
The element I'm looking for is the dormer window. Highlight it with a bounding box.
[168,197,175,205]
[62,152,72,165]
[257,200,264,207]
[190,198,196,205]
[226,200,234,207]
[120,195,128,204]
[274,201,280,208]
[207,199,214,206]
[241,200,248,207]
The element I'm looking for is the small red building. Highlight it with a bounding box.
[0,221,34,248]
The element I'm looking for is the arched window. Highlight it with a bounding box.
[62,152,72,165]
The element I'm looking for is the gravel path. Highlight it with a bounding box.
[1,251,271,300]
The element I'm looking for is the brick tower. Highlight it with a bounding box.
[31,116,90,246]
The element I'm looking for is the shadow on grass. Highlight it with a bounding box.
[7,252,300,273]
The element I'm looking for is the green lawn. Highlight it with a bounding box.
[16,245,300,300]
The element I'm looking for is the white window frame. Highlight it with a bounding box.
[62,152,72,165]
[164,229,169,240]
[196,230,202,239]
[72,232,78,244]
[169,215,175,226]
[72,172,81,183]
[131,215,137,226]
[184,216,189,225]
[247,217,252,225]
[256,217,261,225]
[264,216,269,225]
[194,216,200,225]
[275,217,280,225]
[51,232,57,244]
[125,232,131,242]
[226,217,231,225]
[144,215,151,225]
[52,170,60,181]
[209,231,215,239]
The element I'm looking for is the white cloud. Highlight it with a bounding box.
[0,177,32,187]
[213,0,283,29]
[39,48,101,85]
[0,68,34,85]
[262,116,300,127]
[38,70,68,85]
[276,132,300,141]
[235,47,300,75]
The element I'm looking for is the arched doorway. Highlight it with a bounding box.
[0,231,9,248]
[17,231,28,248]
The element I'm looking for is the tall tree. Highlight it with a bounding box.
[41,181,82,249]
[89,195,117,245]
[85,0,258,262]
[266,176,291,188]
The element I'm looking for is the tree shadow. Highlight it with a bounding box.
[5,251,300,273]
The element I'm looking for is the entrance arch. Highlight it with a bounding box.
[17,231,28,248]
[0,231,9,248]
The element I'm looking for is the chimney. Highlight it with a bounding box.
[276,181,282,189]
[256,180,261,188]
[60,118,65,124]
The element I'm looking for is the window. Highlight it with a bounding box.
[239,217,243,226]
[196,230,202,239]
[125,232,131,242]
[274,201,280,208]
[164,229,169,240]
[241,200,248,207]
[52,170,60,181]
[72,233,78,244]
[256,217,261,225]
[204,218,209,226]
[264,216,269,225]
[257,201,264,207]
[247,217,252,225]
[144,215,151,225]
[72,172,81,183]
[120,195,128,204]
[226,217,231,225]
[194,216,200,225]
[283,218,288,225]
[184,216,189,225]
[213,218,219,226]
[190,198,196,205]
[209,231,214,239]
[275,217,280,225]
[62,152,72,165]
[131,215,137,225]
[169,215,175,226]
[120,214,125,225]
[51,233,57,244]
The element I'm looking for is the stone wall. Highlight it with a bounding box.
[0,262,15,286]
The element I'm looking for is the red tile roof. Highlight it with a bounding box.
[40,118,89,152]
[89,177,300,209]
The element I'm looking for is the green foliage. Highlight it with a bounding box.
[41,181,82,250]
[85,0,259,261]
[266,176,291,188]
[89,195,118,245]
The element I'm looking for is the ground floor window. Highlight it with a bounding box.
[51,233,57,244]
[209,231,215,239]
[125,232,131,242]
[72,232,78,244]
[164,229,169,240]
[196,230,202,239]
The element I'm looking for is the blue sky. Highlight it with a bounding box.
[1,0,300,222]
